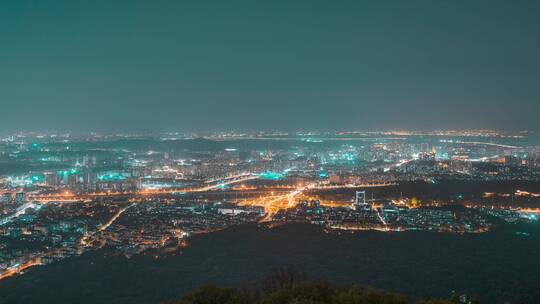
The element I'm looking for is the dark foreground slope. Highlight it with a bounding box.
[1,223,540,304]
[168,282,461,304]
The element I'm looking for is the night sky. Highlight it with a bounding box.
[1,0,540,132]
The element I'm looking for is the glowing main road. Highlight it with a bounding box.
[202,173,256,184]
[80,202,137,247]
[454,141,519,149]
[98,202,136,232]
[191,175,258,192]
[0,257,42,280]
[30,174,259,203]
[0,202,39,226]
[374,208,388,230]
[314,181,398,189]
[239,182,318,221]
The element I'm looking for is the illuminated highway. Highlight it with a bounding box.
[29,174,259,203]
[0,202,39,226]
[30,175,394,201]
[0,257,42,280]
[191,174,258,192]
[453,141,520,149]
[383,158,415,172]
[314,181,398,189]
[239,182,318,221]
[97,202,136,232]
[374,208,388,230]
[202,173,256,184]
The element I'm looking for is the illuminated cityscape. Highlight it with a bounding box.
[2,1,540,303]
[1,130,539,282]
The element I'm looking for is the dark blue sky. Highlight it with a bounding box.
[1,0,540,132]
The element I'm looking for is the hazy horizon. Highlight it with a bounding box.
[2,0,540,132]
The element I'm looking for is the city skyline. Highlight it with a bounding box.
[1,129,540,303]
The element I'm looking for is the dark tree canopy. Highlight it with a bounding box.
[167,281,474,304]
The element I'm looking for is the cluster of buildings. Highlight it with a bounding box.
[273,191,495,233]
[1,130,540,280]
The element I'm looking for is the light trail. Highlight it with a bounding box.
[0,257,42,281]
[313,182,398,189]
[383,159,415,172]
[30,174,259,203]
[30,176,394,204]
[240,182,318,221]
[454,141,519,149]
[202,173,255,184]
[519,208,540,214]
[0,202,39,226]
[191,175,258,192]
[468,155,501,162]
[374,208,388,230]
[98,203,135,232]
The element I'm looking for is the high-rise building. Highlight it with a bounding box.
[82,154,89,166]
[45,172,59,186]
[68,174,78,186]
[83,172,97,185]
